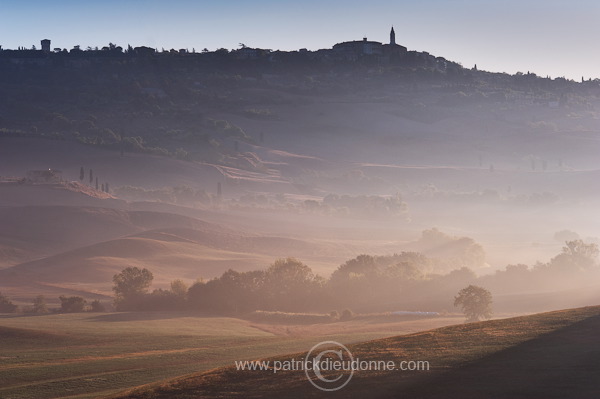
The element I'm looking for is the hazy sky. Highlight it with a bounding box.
[1,0,599,79]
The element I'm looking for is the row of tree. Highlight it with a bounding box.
[109,240,597,317]
[79,166,110,193]
[0,293,105,314]
[0,278,492,323]
[3,240,594,321]
[112,258,324,313]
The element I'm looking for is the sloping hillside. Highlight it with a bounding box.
[109,306,600,399]
[0,204,226,268]
[0,220,344,302]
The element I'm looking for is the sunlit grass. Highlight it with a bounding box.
[0,311,456,398]
[109,306,600,399]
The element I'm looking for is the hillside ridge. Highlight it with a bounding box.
[108,306,600,399]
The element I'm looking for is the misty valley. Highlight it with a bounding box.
[1,29,600,399]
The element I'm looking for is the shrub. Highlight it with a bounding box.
[139,289,185,311]
[89,300,106,312]
[59,296,87,313]
[32,295,49,314]
[329,310,340,321]
[0,292,18,313]
[340,308,355,321]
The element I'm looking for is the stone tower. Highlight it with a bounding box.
[390,26,396,45]
[41,39,51,52]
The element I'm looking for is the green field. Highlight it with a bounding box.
[0,312,462,399]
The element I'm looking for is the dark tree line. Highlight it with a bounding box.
[188,258,325,313]
[0,292,18,313]
[3,240,595,316]
[110,255,475,313]
[0,293,105,314]
[112,259,325,312]
[110,240,599,315]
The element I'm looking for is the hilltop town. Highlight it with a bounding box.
[2,24,600,189]
[1,27,458,72]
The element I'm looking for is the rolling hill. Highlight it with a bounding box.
[109,306,600,399]
[0,206,347,302]
[0,311,463,399]
[0,204,225,268]
[2,35,600,399]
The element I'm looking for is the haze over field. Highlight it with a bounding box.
[2,3,600,398]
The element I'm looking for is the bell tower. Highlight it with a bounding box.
[390,26,396,45]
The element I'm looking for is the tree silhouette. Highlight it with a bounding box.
[113,267,154,310]
[454,285,492,322]
[0,292,17,313]
[170,279,188,299]
[79,167,84,181]
[59,295,86,313]
[562,240,599,261]
[550,240,600,271]
[90,300,106,312]
[32,295,48,314]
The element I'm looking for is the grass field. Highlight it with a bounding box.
[0,311,462,399]
[107,306,600,399]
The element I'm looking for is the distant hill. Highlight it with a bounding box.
[0,205,344,302]
[109,306,600,399]
[0,204,221,268]
[2,53,600,180]
[3,44,600,302]
[0,225,327,285]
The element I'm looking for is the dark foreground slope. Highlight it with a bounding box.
[110,306,600,399]
[400,315,600,398]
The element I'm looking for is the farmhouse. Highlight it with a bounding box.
[26,169,62,183]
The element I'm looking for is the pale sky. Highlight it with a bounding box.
[1,0,599,79]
